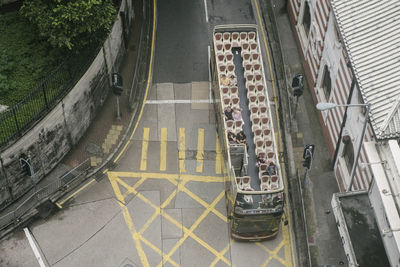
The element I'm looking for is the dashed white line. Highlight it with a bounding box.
[24,227,47,267]
[204,0,209,23]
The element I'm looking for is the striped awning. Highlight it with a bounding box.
[331,0,400,140]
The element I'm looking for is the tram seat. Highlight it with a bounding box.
[257,93,266,103]
[221,86,229,94]
[218,63,226,73]
[251,113,260,125]
[232,96,240,105]
[251,52,259,61]
[249,103,258,114]
[225,51,233,61]
[236,177,242,187]
[216,42,223,51]
[253,62,261,71]
[242,59,251,68]
[267,150,275,160]
[269,183,278,190]
[223,32,231,41]
[256,148,266,159]
[242,42,249,51]
[252,125,262,136]
[246,81,256,92]
[227,63,235,73]
[249,41,258,51]
[244,62,252,71]
[262,125,271,136]
[271,175,278,183]
[214,32,222,41]
[225,120,234,132]
[230,86,238,94]
[248,31,256,41]
[224,43,232,51]
[260,115,269,126]
[240,32,248,41]
[249,94,257,104]
[264,138,273,148]
[242,176,251,187]
[217,52,225,62]
[232,32,240,47]
[254,137,264,148]
[235,120,243,128]
[242,50,251,60]
[254,71,262,82]
[222,95,231,106]
[259,103,268,114]
[245,71,254,82]
[256,83,264,93]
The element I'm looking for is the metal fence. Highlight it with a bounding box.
[0,159,90,234]
[0,48,100,150]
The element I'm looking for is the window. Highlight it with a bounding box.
[302,2,311,37]
[342,139,354,172]
[322,65,332,99]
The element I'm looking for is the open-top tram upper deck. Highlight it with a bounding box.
[211,24,284,240]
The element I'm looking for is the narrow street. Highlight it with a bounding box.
[0,0,296,266]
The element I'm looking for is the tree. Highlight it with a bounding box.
[21,0,117,50]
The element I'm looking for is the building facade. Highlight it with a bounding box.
[288,0,400,265]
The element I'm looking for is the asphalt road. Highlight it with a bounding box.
[0,1,296,266]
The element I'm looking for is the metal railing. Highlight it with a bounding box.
[0,159,90,233]
[0,48,100,150]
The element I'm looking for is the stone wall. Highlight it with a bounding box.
[0,0,135,210]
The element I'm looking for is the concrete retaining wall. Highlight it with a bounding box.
[0,0,135,210]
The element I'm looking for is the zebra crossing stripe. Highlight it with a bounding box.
[196,128,205,173]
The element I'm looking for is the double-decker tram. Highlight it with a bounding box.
[210,25,285,241]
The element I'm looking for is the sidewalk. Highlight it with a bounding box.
[261,1,348,266]
[0,0,145,238]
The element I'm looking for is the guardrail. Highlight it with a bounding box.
[0,159,90,234]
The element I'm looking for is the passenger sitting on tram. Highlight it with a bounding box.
[256,154,266,167]
[232,107,242,121]
[224,106,234,121]
[229,74,237,86]
[267,161,277,175]
[227,131,237,144]
[236,130,246,144]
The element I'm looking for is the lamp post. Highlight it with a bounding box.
[316,102,370,192]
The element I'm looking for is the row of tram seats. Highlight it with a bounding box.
[214,29,282,193]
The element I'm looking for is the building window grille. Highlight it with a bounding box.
[342,138,354,173]
[322,65,331,99]
[302,2,311,37]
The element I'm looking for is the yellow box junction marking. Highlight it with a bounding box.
[107,171,231,266]
[196,128,204,173]
[140,128,150,171]
[160,128,167,171]
[179,128,186,173]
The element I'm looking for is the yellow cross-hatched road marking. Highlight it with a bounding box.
[179,128,186,173]
[196,128,204,173]
[107,171,231,266]
[160,128,167,171]
[140,128,150,171]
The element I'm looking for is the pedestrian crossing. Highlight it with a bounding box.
[136,127,225,175]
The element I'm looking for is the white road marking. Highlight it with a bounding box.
[204,0,209,23]
[208,45,212,103]
[24,227,47,267]
[146,99,214,104]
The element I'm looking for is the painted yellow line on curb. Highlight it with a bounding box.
[160,128,167,171]
[254,0,296,266]
[179,128,186,173]
[216,134,223,174]
[56,178,95,208]
[140,128,150,171]
[196,128,204,173]
[113,0,157,164]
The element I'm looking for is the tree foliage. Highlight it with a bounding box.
[21,0,117,50]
